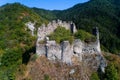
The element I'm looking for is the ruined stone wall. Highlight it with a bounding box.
[36,20,77,59]
[37,19,77,41]
[36,39,106,72]
[36,39,101,63]
[35,20,101,64]
[25,20,106,73]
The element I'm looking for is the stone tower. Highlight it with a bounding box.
[70,22,74,34]
[93,27,101,53]
[70,21,77,34]
[92,27,99,40]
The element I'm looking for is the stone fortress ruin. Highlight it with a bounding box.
[37,19,77,41]
[26,19,106,72]
[36,19,101,61]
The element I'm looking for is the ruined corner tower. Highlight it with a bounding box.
[92,27,99,40]
[93,27,101,53]
[70,21,77,34]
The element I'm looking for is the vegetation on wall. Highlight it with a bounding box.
[74,29,96,42]
[48,26,73,43]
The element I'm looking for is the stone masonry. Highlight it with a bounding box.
[26,19,106,73]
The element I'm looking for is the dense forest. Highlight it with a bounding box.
[0,0,120,79]
[0,3,48,79]
[51,0,120,54]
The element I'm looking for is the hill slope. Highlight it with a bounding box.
[0,3,48,79]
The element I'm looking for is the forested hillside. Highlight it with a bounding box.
[52,0,120,54]
[0,3,48,79]
[32,8,57,21]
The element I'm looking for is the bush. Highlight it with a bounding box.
[44,74,50,80]
[74,30,96,42]
[105,63,119,80]
[1,48,22,67]
[30,54,38,61]
[49,26,73,43]
[90,72,100,80]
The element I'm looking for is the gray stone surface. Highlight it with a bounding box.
[61,41,73,64]
[47,41,61,61]
[36,39,103,64]
[25,22,35,36]
[36,44,45,56]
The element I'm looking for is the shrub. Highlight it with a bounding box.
[90,72,100,80]
[44,74,50,80]
[74,30,96,42]
[49,26,73,43]
[105,63,119,80]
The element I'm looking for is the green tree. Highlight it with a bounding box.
[105,63,119,80]
[1,48,21,67]
[90,72,100,80]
